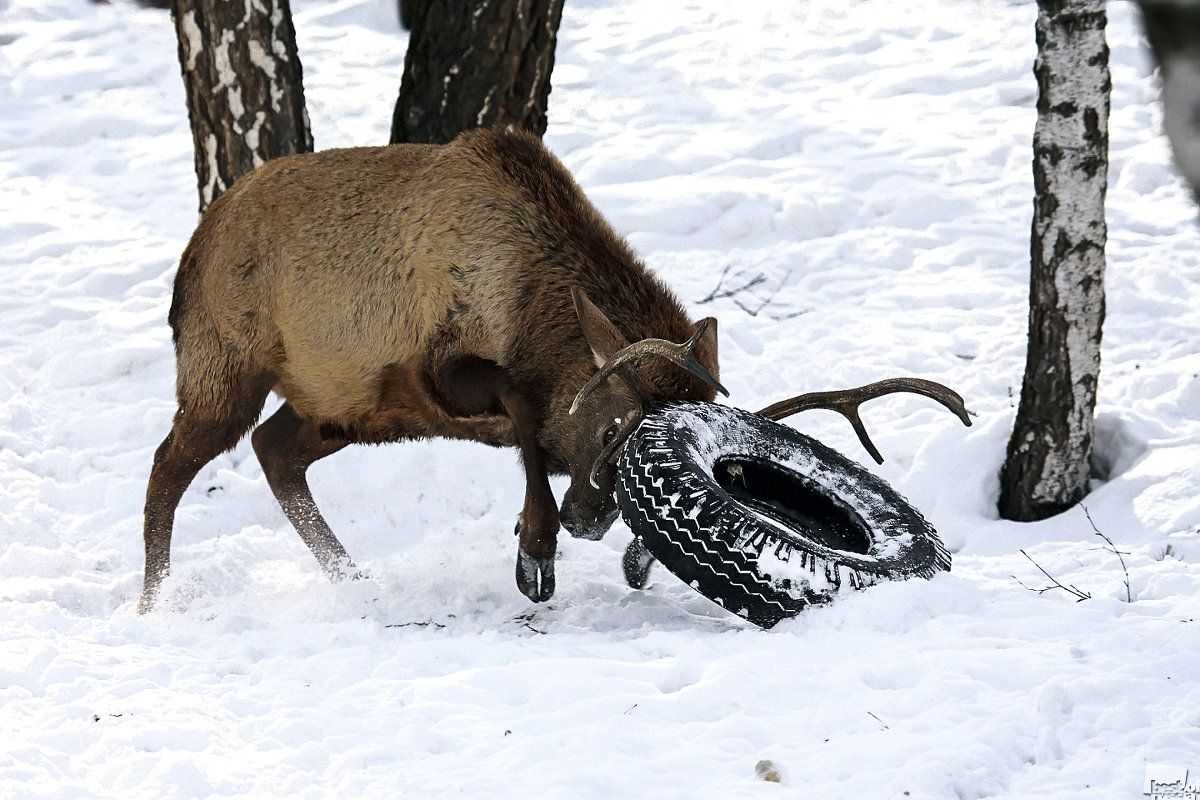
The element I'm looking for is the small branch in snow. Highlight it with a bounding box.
[511,611,546,634]
[1155,544,1177,562]
[1082,504,1132,603]
[737,269,794,318]
[698,263,768,304]
[1014,549,1092,602]
[867,711,890,731]
[697,264,805,320]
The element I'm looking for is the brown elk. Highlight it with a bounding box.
[141,126,973,613]
[139,126,727,612]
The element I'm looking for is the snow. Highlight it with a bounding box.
[2,0,1199,797]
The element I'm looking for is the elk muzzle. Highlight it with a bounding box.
[559,471,621,540]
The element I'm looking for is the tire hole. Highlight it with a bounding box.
[714,457,872,555]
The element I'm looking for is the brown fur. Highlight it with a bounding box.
[140,126,718,611]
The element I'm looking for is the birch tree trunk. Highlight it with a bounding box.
[999,0,1110,522]
[389,0,565,145]
[170,0,313,213]
[1137,0,1200,202]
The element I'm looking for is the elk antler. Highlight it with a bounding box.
[569,319,729,415]
[757,377,972,464]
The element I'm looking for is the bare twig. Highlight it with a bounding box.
[697,262,732,303]
[698,264,768,304]
[1082,504,1132,603]
[1015,549,1092,602]
[697,264,804,320]
[738,269,794,318]
[867,711,890,731]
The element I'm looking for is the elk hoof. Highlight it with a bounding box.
[516,548,555,603]
[622,537,656,589]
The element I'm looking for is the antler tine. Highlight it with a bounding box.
[569,319,729,415]
[757,377,972,464]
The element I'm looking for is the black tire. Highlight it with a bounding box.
[615,401,950,628]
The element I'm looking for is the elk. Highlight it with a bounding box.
[141,126,971,613]
[139,126,726,612]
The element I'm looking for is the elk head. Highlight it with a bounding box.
[555,287,726,540]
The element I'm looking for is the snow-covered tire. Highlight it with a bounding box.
[615,401,950,628]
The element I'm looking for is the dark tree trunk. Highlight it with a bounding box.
[390,0,565,145]
[397,0,420,30]
[1137,0,1200,203]
[999,0,1110,522]
[169,0,313,213]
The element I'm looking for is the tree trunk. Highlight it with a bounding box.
[170,0,313,213]
[1137,0,1200,202]
[390,0,565,145]
[999,0,1110,522]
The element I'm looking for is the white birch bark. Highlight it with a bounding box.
[999,0,1110,521]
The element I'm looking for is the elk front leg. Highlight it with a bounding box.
[502,393,558,603]
[438,356,560,602]
[510,434,558,603]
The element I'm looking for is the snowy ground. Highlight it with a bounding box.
[2,0,1199,797]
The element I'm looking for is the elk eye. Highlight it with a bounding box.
[602,423,621,445]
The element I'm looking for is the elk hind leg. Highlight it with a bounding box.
[140,398,267,613]
[251,402,354,580]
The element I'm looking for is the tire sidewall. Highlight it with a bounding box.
[616,401,950,626]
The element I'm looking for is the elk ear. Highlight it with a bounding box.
[695,316,719,382]
[571,287,629,367]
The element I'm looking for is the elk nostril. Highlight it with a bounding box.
[571,527,606,541]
